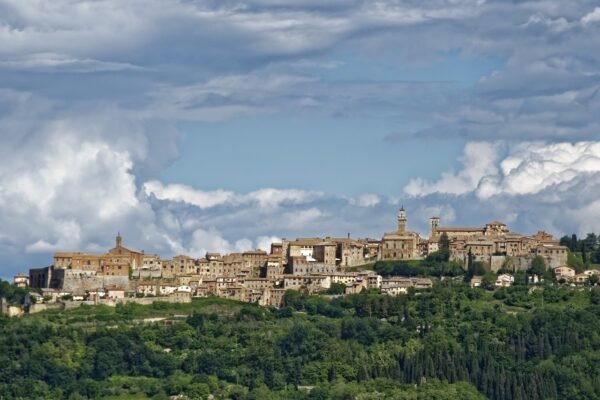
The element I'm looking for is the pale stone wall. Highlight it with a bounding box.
[289,261,337,276]
[58,270,130,294]
[29,303,62,314]
[62,295,191,309]
[490,256,507,272]
[134,269,162,279]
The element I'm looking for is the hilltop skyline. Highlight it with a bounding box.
[1,1,600,277]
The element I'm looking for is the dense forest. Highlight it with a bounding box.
[560,233,600,269]
[1,279,599,400]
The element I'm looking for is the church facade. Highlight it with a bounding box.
[379,207,422,260]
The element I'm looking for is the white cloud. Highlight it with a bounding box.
[282,207,325,228]
[0,52,143,73]
[144,180,235,209]
[480,142,600,198]
[399,140,600,238]
[581,7,600,25]
[144,181,322,210]
[405,141,600,200]
[241,188,323,209]
[350,193,381,207]
[404,142,503,197]
[256,235,280,252]
[187,228,235,258]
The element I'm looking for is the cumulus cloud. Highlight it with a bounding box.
[405,142,503,196]
[0,93,386,277]
[143,181,235,209]
[402,140,600,237]
[350,194,381,207]
[144,181,322,210]
[479,142,600,198]
[581,7,600,25]
[256,236,281,252]
[406,141,600,200]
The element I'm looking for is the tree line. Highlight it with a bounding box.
[1,279,599,399]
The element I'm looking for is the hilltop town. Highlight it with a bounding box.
[6,207,596,315]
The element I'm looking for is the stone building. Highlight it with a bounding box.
[102,233,144,274]
[161,255,197,278]
[242,249,268,272]
[379,207,421,260]
[13,274,30,288]
[328,237,365,267]
[287,256,337,276]
[534,244,568,269]
[264,254,284,278]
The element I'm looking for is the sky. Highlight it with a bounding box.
[1,0,600,278]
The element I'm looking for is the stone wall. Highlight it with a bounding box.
[28,303,62,314]
[133,269,162,279]
[61,295,191,309]
[490,256,507,272]
[58,270,130,294]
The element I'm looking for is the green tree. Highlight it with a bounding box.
[481,273,497,290]
[326,283,346,295]
[472,261,488,276]
[438,232,450,261]
[570,234,578,252]
[529,256,547,280]
[567,251,584,272]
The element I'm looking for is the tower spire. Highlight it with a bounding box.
[397,206,407,232]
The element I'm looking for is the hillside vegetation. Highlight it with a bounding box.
[1,281,600,400]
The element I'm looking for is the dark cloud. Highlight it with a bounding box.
[2,0,599,141]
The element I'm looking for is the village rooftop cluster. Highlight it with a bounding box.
[8,207,597,313]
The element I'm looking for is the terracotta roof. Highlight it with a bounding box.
[243,250,268,255]
[435,227,483,232]
[382,231,419,239]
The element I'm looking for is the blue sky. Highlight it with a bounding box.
[162,51,503,194]
[165,117,466,195]
[1,0,600,278]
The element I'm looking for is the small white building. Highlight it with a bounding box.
[177,285,193,293]
[106,287,126,299]
[470,276,483,288]
[572,274,589,284]
[158,284,178,296]
[13,274,30,288]
[583,269,600,276]
[554,266,576,279]
[495,274,514,287]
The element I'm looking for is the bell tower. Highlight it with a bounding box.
[429,217,440,237]
[116,232,123,248]
[397,206,407,233]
